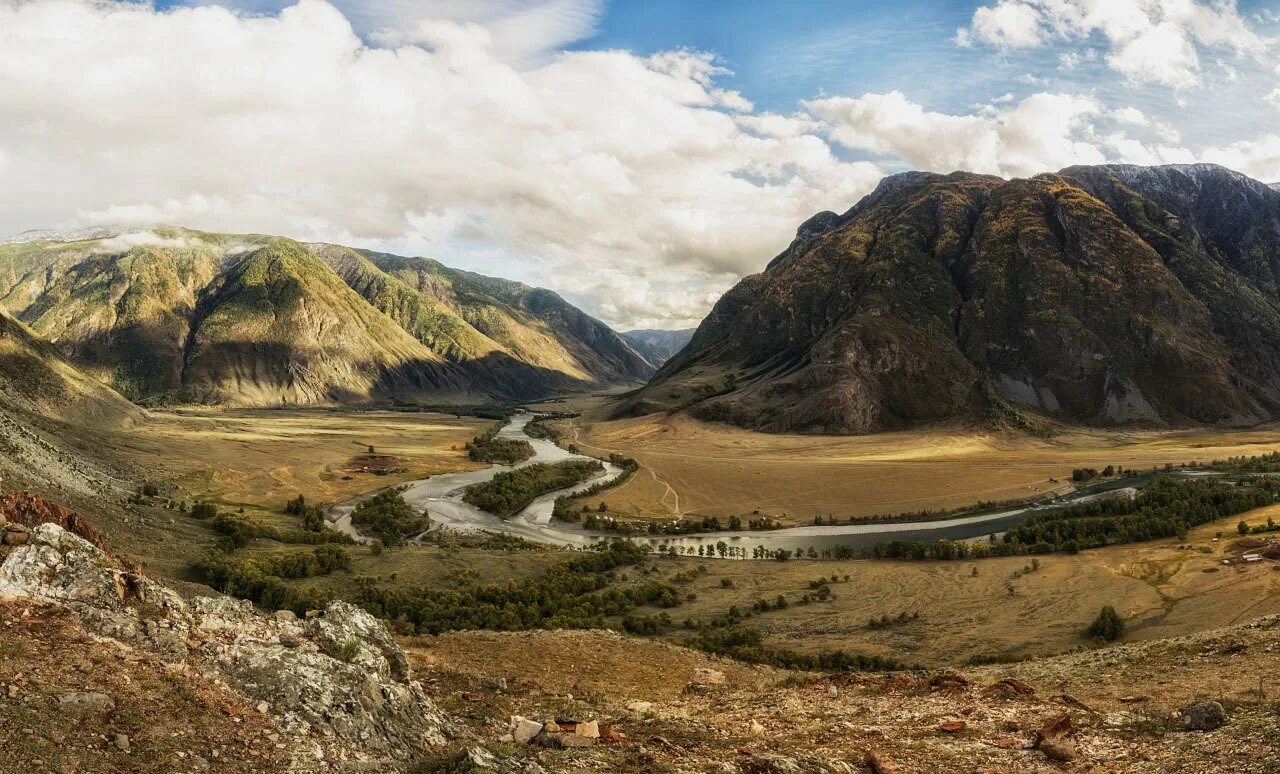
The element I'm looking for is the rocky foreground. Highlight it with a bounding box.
[3,520,1279,772]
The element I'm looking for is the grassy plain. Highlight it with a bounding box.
[566,405,1280,524]
[108,408,488,508]
[637,506,1280,667]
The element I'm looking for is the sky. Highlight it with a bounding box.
[1,1,1279,330]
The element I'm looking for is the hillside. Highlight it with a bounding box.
[627,164,1280,434]
[621,328,694,367]
[0,309,141,496]
[0,228,651,406]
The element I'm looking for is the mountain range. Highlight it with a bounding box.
[0,229,653,407]
[620,328,694,367]
[626,163,1280,434]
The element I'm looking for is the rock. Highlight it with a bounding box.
[113,734,130,752]
[930,672,970,689]
[1036,714,1072,746]
[983,678,1035,697]
[558,734,594,748]
[510,716,543,745]
[1041,740,1076,762]
[256,701,270,714]
[938,721,966,733]
[6,683,18,699]
[56,691,116,716]
[626,700,654,717]
[273,609,297,622]
[1182,701,1228,731]
[0,524,190,658]
[689,667,726,686]
[826,685,839,698]
[0,524,454,764]
[543,720,561,734]
[2,524,29,547]
[865,749,902,774]
[574,720,599,739]
[749,719,766,735]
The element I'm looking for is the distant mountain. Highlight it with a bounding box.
[625,163,1280,434]
[0,229,652,406]
[621,328,695,367]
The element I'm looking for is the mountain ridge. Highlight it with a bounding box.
[627,163,1280,434]
[0,228,652,406]
[621,328,695,367]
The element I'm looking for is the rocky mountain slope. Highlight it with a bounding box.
[0,309,141,497]
[621,328,695,367]
[628,164,1280,434]
[0,228,651,406]
[0,521,470,772]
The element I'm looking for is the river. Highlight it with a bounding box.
[329,412,1150,558]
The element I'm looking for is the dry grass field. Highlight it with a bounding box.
[105,408,489,509]
[567,406,1280,524]
[639,507,1280,667]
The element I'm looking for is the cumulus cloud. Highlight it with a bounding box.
[2,1,1278,330]
[0,0,885,329]
[805,91,1107,178]
[960,0,1272,88]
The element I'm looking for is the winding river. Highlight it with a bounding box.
[329,412,1147,558]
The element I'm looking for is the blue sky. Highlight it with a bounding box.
[8,1,1280,328]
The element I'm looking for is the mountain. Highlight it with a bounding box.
[621,328,695,367]
[0,228,652,406]
[0,308,141,495]
[626,164,1280,434]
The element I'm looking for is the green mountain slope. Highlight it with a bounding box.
[627,164,1280,434]
[0,229,651,406]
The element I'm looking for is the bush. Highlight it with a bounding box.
[351,488,426,546]
[1087,605,1125,642]
[190,502,218,520]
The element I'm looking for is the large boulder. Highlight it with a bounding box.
[0,523,189,657]
[1182,701,1228,731]
[0,524,453,765]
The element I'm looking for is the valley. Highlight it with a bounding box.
[47,402,1280,670]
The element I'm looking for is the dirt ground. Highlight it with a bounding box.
[567,407,1280,524]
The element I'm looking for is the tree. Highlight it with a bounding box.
[1087,605,1124,642]
[1239,520,1250,536]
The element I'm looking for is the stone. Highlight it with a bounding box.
[510,716,543,745]
[543,720,561,733]
[1036,714,1072,746]
[57,691,116,717]
[558,733,594,748]
[938,721,966,733]
[983,678,1035,698]
[113,734,130,752]
[865,749,902,774]
[826,685,839,698]
[689,667,725,686]
[1182,701,1228,731]
[256,701,270,714]
[1041,740,1077,762]
[574,720,599,739]
[749,719,766,735]
[626,700,654,716]
[273,609,297,622]
[0,524,454,764]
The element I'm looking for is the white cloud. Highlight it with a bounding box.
[1268,88,1280,110]
[189,0,604,63]
[805,91,1106,178]
[1200,134,1280,182]
[0,0,884,330]
[961,0,1272,88]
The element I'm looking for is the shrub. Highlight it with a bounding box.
[1087,605,1125,641]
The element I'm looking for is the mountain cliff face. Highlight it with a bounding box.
[0,229,651,406]
[621,328,695,367]
[628,164,1280,434]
